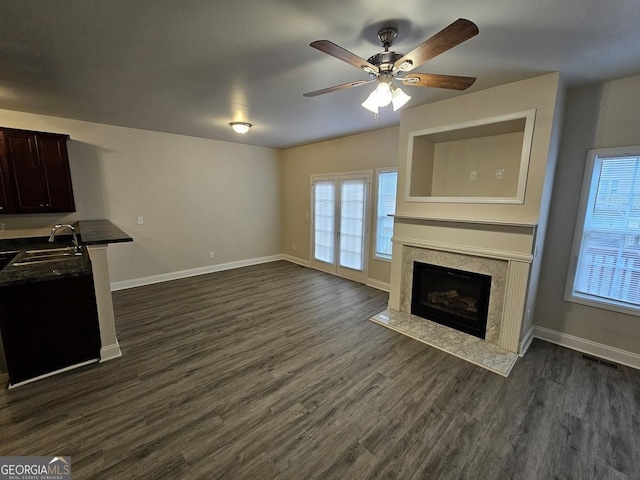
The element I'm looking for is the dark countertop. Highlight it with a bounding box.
[76,220,133,245]
[0,220,132,287]
[0,238,92,287]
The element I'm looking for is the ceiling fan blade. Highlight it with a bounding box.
[400,73,476,90]
[303,79,374,97]
[394,18,478,72]
[310,40,380,74]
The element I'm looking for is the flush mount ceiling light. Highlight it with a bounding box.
[304,20,479,115]
[230,122,252,134]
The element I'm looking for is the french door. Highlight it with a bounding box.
[311,172,371,283]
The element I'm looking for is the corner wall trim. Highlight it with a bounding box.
[282,254,311,268]
[366,278,390,292]
[533,326,640,371]
[111,255,284,291]
[283,255,390,292]
[519,326,534,357]
[100,342,122,362]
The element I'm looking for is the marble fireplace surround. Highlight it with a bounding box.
[401,246,508,345]
[371,236,533,376]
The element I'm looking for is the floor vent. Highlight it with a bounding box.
[582,354,619,369]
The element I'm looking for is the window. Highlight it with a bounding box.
[566,146,640,315]
[374,169,398,260]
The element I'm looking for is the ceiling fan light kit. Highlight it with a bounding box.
[361,89,382,113]
[230,122,252,134]
[391,86,411,111]
[361,80,411,113]
[304,19,479,115]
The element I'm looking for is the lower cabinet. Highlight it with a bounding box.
[0,274,101,386]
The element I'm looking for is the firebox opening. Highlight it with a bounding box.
[411,262,491,339]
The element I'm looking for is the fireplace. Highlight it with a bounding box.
[411,261,492,339]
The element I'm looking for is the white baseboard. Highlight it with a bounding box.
[110,255,284,291]
[519,326,534,356]
[100,342,122,362]
[366,278,390,292]
[111,253,390,298]
[9,359,99,389]
[283,255,389,292]
[534,326,640,371]
[282,254,311,267]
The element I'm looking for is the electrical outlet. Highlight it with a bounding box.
[469,171,477,181]
[209,251,215,259]
[496,168,505,179]
[137,216,144,225]
[292,244,296,251]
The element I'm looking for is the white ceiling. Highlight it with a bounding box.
[1,0,639,149]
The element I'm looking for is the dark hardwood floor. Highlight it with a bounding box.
[1,260,639,479]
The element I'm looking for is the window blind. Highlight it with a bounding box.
[339,179,366,270]
[575,156,640,306]
[313,181,334,263]
[375,171,397,258]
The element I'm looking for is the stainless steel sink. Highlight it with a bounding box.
[12,247,83,266]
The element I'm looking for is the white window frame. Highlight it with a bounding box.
[565,145,640,316]
[374,167,398,261]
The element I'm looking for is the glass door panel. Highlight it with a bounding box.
[339,179,366,271]
[313,180,335,264]
[311,172,371,282]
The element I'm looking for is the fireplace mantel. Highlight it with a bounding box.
[392,236,534,263]
[392,214,537,229]
[380,74,564,374]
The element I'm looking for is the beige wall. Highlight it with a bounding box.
[280,127,399,286]
[0,109,282,283]
[535,74,640,355]
[430,132,523,197]
[389,74,564,337]
[397,73,561,224]
[409,137,434,197]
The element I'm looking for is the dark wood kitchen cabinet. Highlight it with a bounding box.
[0,274,101,386]
[0,162,9,213]
[0,127,76,214]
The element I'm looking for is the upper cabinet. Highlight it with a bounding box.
[0,127,76,214]
[0,162,8,214]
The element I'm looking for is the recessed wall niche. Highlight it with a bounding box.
[406,110,536,204]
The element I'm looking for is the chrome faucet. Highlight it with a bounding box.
[48,224,80,251]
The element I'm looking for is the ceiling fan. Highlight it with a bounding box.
[303,19,479,114]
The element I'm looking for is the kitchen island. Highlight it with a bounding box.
[76,220,133,364]
[0,220,132,387]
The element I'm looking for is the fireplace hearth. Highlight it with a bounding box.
[411,262,491,339]
[372,242,527,376]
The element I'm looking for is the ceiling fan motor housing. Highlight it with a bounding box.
[377,27,398,49]
[367,51,403,75]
